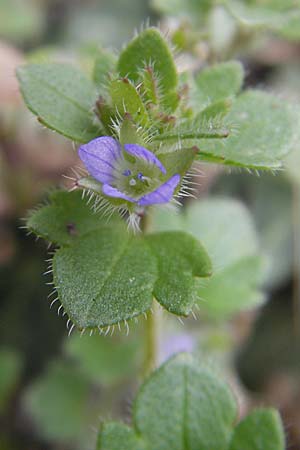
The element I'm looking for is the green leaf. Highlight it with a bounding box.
[133,354,237,450]
[197,90,298,169]
[93,49,116,87]
[95,354,286,450]
[27,190,122,246]
[53,228,157,329]
[152,198,264,319]
[146,232,212,316]
[17,63,100,142]
[65,332,140,385]
[97,423,146,450]
[24,362,92,443]
[0,349,22,413]
[117,28,178,103]
[29,191,213,328]
[195,61,244,108]
[228,409,285,450]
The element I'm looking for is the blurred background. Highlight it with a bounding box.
[1,0,300,449]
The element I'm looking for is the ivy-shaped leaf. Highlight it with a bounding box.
[53,228,157,329]
[146,232,212,315]
[17,63,100,142]
[27,191,212,329]
[95,354,285,450]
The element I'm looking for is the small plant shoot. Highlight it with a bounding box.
[16,19,299,450]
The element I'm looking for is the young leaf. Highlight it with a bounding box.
[17,63,100,142]
[195,61,244,108]
[228,409,285,450]
[133,353,237,450]
[146,232,212,316]
[117,28,178,106]
[53,229,157,329]
[197,90,298,169]
[97,423,146,450]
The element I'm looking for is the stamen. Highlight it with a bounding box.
[137,172,144,180]
[129,178,137,186]
[123,169,131,176]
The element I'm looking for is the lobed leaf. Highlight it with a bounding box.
[28,191,212,328]
[134,354,237,450]
[17,63,100,142]
[53,229,157,329]
[146,232,212,316]
[95,354,285,450]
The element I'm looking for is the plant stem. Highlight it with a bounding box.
[140,213,160,378]
[143,301,160,377]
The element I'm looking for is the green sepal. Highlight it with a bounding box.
[109,78,149,127]
[157,147,197,176]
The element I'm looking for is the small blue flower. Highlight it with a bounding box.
[78,136,180,207]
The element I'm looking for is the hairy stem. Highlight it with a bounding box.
[141,214,160,377]
[143,302,160,377]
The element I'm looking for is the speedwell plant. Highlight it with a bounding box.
[17,26,298,449]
